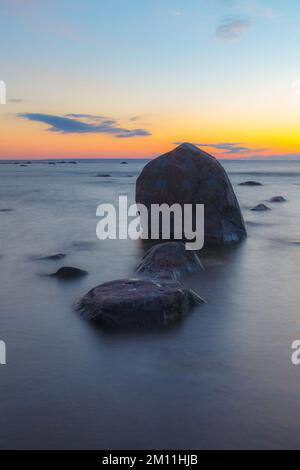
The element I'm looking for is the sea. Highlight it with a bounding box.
[0,158,300,449]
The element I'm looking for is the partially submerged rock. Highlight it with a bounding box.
[136,143,246,246]
[51,266,88,279]
[37,253,66,261]
[95,174,111,177]
[136,242,203,280]
[77,279,204,329]
[269,196,287,203]
[251,204,271,212]
[239,181,262,186]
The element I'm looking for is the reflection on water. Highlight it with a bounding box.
[0,159,300,449]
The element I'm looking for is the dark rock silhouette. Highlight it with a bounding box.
[251,204,271,212]
[0,208,14,212]
[269,196,287,203]
[77,278,204,329]
[95,174,111,177]
[239,181,262,186]
[136,242,203,280]
[51,267,88,279]
[136,143,246,246]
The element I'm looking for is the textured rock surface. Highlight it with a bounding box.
[136,242,203,280]
[77,278,204,329]
[136,143,246,246]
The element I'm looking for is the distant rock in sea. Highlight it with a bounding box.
[95,174,111,177]
[136,143,247,246]
[251,204,271,212]
[121,161,128,164]
[269,196,287,203]
[36,253,66,261]
[77,278,204,329]
[51,267,88,279]
[239,181,262,186]
[0,208,14,212]
[136,242,203,280]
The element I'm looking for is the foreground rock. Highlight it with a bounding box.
[51,267,88,279]
[251,204,271,212]
[136,242,203,280]
[136,143,246,246]
[239,181,262,186]
[269,196,287,203]
[77,279,204,329]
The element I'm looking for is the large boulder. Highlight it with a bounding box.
[136,143,246,246]
[136,242,203,280]
[77,278,204,329]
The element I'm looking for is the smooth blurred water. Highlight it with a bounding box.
[0,159,300,450]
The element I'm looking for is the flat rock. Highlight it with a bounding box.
[251,204,271,212]
[36,253,66,261]
[239,181,262,186]
[51,266,88,279]
[136,242,203,280]
[77,278,204,329]
[269,196,287,203]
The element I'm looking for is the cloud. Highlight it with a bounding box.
[18,113,152,138]
[8,98,23,103]
[216,17,252,41]
[174,142,268,155]
[173,10,184,17]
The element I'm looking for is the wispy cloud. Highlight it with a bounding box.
[174,142,268,155]
[173,10,184,17]
[8,98,23,103]
[18,113,152,138]
[216,17,252,41]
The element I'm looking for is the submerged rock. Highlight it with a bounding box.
[136,242,203,280]
[37,253,66,261]
[136,143,246,246]
[239,181,262,186]
[251,204,271,212]
[269,196,287,203]
[77,278,204,329]
[51,266,88,279]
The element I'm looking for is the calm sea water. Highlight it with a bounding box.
[0,159,300,450]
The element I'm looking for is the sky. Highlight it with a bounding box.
[1,0,300,159]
